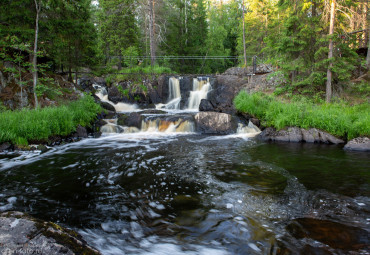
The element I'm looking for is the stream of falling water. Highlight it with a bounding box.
[187,77,212,110]
[156,77,182,110]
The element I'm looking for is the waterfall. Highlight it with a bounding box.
[156,77,181,110]
[141,118,194,133]
[94,85,138,112]
[236,121,261,136]
[187,77,212,110]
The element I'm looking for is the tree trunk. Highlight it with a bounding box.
[149,0,156,67]
[242,0,247,67]
[326,0,336,103]
[367,28,370,68]
[33,0,40,109]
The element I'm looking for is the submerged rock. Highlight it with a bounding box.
[259,127,345,144]
[344,137,370,152]
[195,112,237,134]
[0,211,100,255]
[287,218,370,252]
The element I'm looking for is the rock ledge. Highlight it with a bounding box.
[0,211,100,255]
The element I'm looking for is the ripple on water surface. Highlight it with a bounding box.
[0,134,369,254]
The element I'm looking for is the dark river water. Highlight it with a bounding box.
[0,133,369,254]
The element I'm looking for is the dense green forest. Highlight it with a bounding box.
[0,0,369,107]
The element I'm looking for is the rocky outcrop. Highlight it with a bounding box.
[195,112,237,134]
[344,137,370,152]
[223,64,274,75]
[259,127,345,144]
[199,99,215,111]
[207,74,278,115]
[0,211,100,255]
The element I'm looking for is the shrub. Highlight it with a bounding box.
[0,96,102,146]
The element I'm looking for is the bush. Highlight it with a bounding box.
[234,91,370,139]
[0,96,102,146]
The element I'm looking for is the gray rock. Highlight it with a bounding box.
[36,144,49,153]
[100,101,116,112]
[344,137,370,152]
[195,112,237,134]
[75,125,88,138]
[125,112,142,129]
[259,127,302,142]
[199,99,214,112]
[0,142,11,151]
[138,109,167,115]
[117,114,128,126]
[0,211,100,255]
[259,127,345,144]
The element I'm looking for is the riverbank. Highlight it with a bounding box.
[0,96,102,148]
[234,91,370,141]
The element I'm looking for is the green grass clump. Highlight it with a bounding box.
[234,91,370,139]
[0,96,102,146]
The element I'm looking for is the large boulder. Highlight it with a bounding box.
[195,112,237,134]
[344,137,370,152]
[259,127,345,144]
[0,211,100,255]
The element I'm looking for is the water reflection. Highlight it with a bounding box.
[0,134,369,254]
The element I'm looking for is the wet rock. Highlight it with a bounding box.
[259,127,303,142]
[195,112,237,134]
[0,211,100,255]
[344,137,370,152]
[250,118,260,127]
[75,125,88,138]
[100,101,116,112]
[259,127,345,144]
[119,112,142,129]
[172,195,200,210]
[138,109,167,115]
[0,142,11,151]
[105,110,116,119]
[287,218,370,252]
[36,145,49,153]
[117,114,128,126]
[199,99,214,111]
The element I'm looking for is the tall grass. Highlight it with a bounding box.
[234,91,370,139]
[0,96,102,146]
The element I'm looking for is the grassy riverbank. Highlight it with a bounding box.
[234,91,370,140]
[0,96,102,146]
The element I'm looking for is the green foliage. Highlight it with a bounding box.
[234,91,370,139]
[0,96,102,146]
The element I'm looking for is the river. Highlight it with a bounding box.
[0,132,369,254]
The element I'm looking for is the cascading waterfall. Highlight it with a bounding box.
[237,121,261,136]
[156,77,181,110]
[94,85,138,112]
[141,118,195,133]
[187,77,212,110]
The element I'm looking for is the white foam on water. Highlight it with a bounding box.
[95,85,138,112]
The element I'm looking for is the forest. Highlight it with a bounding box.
[1,0,369,101]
